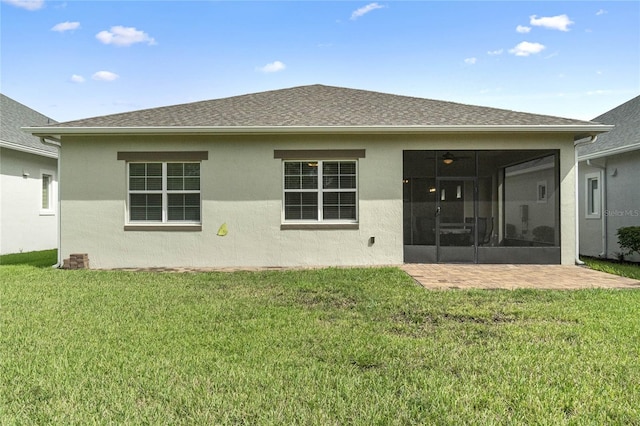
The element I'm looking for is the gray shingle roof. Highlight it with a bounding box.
[578,95,640,157]
[47,84,597,128]
[1,94,58,154]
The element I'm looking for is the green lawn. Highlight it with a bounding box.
[581,257,640,280]
[1,255,639,424]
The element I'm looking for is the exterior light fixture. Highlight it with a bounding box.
[442,152,455,165]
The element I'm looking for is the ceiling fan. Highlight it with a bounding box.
[441,151,472,165]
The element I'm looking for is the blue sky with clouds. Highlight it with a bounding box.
[1,0,638,122]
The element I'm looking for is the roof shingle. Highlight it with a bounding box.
[1,94,57,154]
[47,84,598,128]
[578,95,640,157]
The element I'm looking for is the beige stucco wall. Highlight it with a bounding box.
[1,147,58,254]
[58,133,577,268]
[579,150,640,262]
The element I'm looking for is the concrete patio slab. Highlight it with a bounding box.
[401,264,640,290]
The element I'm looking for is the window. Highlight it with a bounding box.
[40,171,55,215]
[537,181,547,203]
[585,172,601,219]
[42,174,52,210]
[283,160,357,223]
[128,162,200,223]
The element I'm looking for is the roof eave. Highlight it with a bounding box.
[0,139,59,159]
[24,124,613,138]
[578,141,640,161]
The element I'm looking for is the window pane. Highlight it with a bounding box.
[184,178,199,190]
[146,177,162,191]
[340,206,356,219]
[147,163,162,176]
[324,192,339,204]
[339,176,356,189]
[167,163,183,176]
[284,162,301,175]
[323,176,338,189]
[167,177,183,190]
[302,163,319,175]
[167,193,200,221]
[302,206,318,220]
[340,192,356,205]
[184,207,200,221]
[285,206,300,220]
[130,177,146,190]
[41,175,51,209]
[340,162,356,174]
[130,194,162,221]
[323,206,339,219]
[301,176,318,189]
[185,163,200,177]
[285,176,301,189]
[301,192,317,206]
[323,162,339,175]
[130,163,146,176]
[285,192,301,205]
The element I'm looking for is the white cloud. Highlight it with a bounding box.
[70,74,85,83]
[487,49,503,56]
[351,3,385,20]
[596,9,607,16]
[92,71,119,81]
[1,0,44,10]
[516,25,531,33]
[96,26,156,47]
[51,21,80,32]
[257,61,286,73]
[530,14,574,31]
[464,57,477,65]
[509,41,546,56]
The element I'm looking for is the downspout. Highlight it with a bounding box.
[40,137,62,268]
[574,135,598,265]
[586,159,607,258]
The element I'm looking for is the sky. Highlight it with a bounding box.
[1,0,639,123]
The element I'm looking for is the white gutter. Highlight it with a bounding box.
[578,141,640,161]
[24,124,614,136]
[39,137,62,268]
[0,139,58,159]
[586,159,607,258]
[574,135,599,265]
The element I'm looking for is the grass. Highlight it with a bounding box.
[582,256,640,280]
[0,249,57,268]
[2,252,639,424]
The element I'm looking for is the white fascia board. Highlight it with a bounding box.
[0,139,58,159]
[578,141,640,161]
[24,124,614,137]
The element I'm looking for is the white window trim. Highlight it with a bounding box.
[126,161,201,226]
[585,171,602,219]
[40,169,56,216]
[281,159,359,225]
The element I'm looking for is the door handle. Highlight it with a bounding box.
[435,206,441,216]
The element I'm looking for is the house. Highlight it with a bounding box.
[1,94,58,255]
[578,95,640,262]
[25,85,612,269]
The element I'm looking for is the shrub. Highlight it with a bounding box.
[617,226,640,257]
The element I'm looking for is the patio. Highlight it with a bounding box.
[402,264,640,290]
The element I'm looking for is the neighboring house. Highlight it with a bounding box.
[26,85,611,269]
[578,95,640,262]
[1,94,58,255]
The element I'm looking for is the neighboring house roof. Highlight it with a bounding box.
[26,85,610,138]
[1,94,58,158]
[578,95,640,160]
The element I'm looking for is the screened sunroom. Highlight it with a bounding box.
[403,150,560,264]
